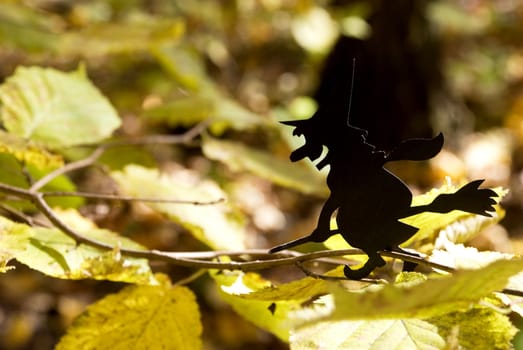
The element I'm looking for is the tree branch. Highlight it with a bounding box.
[42,190,224,205]
[1,178,522,297]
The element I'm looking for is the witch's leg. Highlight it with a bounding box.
[343,253,386,280]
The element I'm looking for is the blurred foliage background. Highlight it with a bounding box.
[2,0,523,349]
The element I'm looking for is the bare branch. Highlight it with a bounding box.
[42,190,225,206]
[379,250,455,273]
[0,124,520,297]
[30,146,107,192]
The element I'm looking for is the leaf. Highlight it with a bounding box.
[98,145,157,171]
[0,216,32,270]
[0,213,154,284]
[307,259,523,322]
[430,242,513,270]
[61,18,185,56]
[212,270,328,341]
[152,45,208,91]
[429,307,517,349]
[150,46,268,133]
[0,65,121,148]
[0,3,60,52]
[143,95,214,126]
[0,153,82,210]
[235,275,332,302]
[0,130,63,169]
[202,136,328,197]
[111,165,247,250]
[56,277,202,350]
[290,319,445,350]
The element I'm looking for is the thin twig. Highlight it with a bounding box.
[42,190,225,205]
[173,269,207,286]
[0,203,36,226]
[295,260,382,283]
[30,146,107,192]
[379,250,456,273]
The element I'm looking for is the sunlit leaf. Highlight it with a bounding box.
[235,275,331,302]
[429,307,517,349]
[111,165,247,250]
[433,210,506,248]
[56,277,202,350]
[0,213,154,284]
[430,242,513,270]
[202,136,328,197]
[211,270,330,341]
[290,319,445,350]
[289,259,523,325]
[0,216,32,270]
[0,65,121,148]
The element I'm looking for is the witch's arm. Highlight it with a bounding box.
[269,196,338,253]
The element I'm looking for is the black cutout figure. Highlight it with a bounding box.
[269,105,498,280]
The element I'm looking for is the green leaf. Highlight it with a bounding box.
[290,319,445,350]
[0,65,121,148]
[0,213,154,284]
[98,145,157,171]
[429,307,517,349]
[0,153,82,210]
[211,270,330,341]
[296,259,523,323]
[28,164,85,209]
[152,45,208,91]
[111,165,247,250]
[143,95,214,126]
[61,18,185,56]
[56,278,202,350]
[0,3,59,52]
[150,45,268,133]
[202,137,328,197]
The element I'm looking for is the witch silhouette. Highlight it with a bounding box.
[270,103,497,279]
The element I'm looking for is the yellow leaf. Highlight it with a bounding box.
[56,280,202,350]
[212,269,332,341]
[0,214,154,284]
[112,165,247,250]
